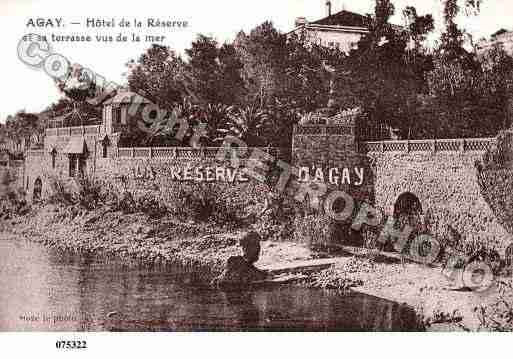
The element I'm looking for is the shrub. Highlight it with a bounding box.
[48,175,105,210]
[47,176,76,206]
[133,192,168,219]
[91,185,168,219]
[113,190,136,213]
[479,131,509,171]
[74,175,105,210]
[252,192,298,241]
[170,182,246,226]
[48,175,170,219]
[476,280,513,331]
[307,257,373,289]
[0,169,28,219]
[361,225,381,261]
[293,214,338,251]
[418,309,463,328]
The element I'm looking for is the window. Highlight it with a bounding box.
[112,107,122,124]
[33,178,42,202]
[51,150,56,168]
[120,106,127,125]
[102,143,108,158]
[69,154,86,177]
[78,156,86,176]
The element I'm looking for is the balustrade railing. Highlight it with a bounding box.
[115,146,286,159]
[360,138,496,153]
[26,150,44,157]
[294,124,354,136]
[45,125,102,137]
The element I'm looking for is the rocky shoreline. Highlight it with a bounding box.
[1,203,322,283]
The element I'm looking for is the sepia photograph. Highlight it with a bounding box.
[0,0,512,352]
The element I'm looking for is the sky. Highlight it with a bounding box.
[0,0,512,121]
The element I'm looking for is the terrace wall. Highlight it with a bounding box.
[293,124,513,253]
[26,129,286,209]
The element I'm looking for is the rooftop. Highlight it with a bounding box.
[103,90,152,105]
[312,10,369,28]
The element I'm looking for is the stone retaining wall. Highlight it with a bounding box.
[292,123,513,253]
[24,141,283,210]
[371,152,512,252]
[94,155,273,209]
[21,120,513,253]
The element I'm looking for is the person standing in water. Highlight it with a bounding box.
[212,231,268,290]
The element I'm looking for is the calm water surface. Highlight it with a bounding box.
[0,238,421,331]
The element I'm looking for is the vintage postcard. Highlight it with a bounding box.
[0,0,512,350]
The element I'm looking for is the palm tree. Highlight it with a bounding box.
[198,103,235,146]
[219,104,268,146]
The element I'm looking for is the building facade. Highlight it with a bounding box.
[288,2,369,52]
[23,90,151,200]
[477,30,513,56]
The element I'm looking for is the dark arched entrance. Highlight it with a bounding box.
[33,177,42,202]
[393,192,423,219]
[392,192,424,253]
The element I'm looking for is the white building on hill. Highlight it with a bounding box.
[477,29,513,55]
[288,1,369,52]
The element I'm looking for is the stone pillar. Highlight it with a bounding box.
[292,111,375,249]
[293,112,358,170]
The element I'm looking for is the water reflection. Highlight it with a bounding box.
[0,239,421,331]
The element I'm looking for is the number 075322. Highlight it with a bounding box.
[55,340,87,349]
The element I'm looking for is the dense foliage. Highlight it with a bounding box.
[2,0,512,148]
[0,169,28,219]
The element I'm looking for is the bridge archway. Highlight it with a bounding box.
[393,192,423,218]
[33,177,42,202]
[393,192,424,239]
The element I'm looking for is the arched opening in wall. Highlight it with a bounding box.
[33,177,42,202]
[102,142,108,158]
[394,192,423,219]
[392,192,424,252]
[50,148,57,169]
[100,135,110,158]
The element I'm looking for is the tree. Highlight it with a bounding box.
[425,0,513,138]
[55,63,97,103]
[439,0,482,65]
[0,111,44,154]
[403,6,434,54]
[284,33,346,113]
[185,35,245,106]
[46,98,73,117]
[220,104,268,146]
[427,43,513,138]
[127,44,188,111]
[234,22,289,106]
[337,2,434,139]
